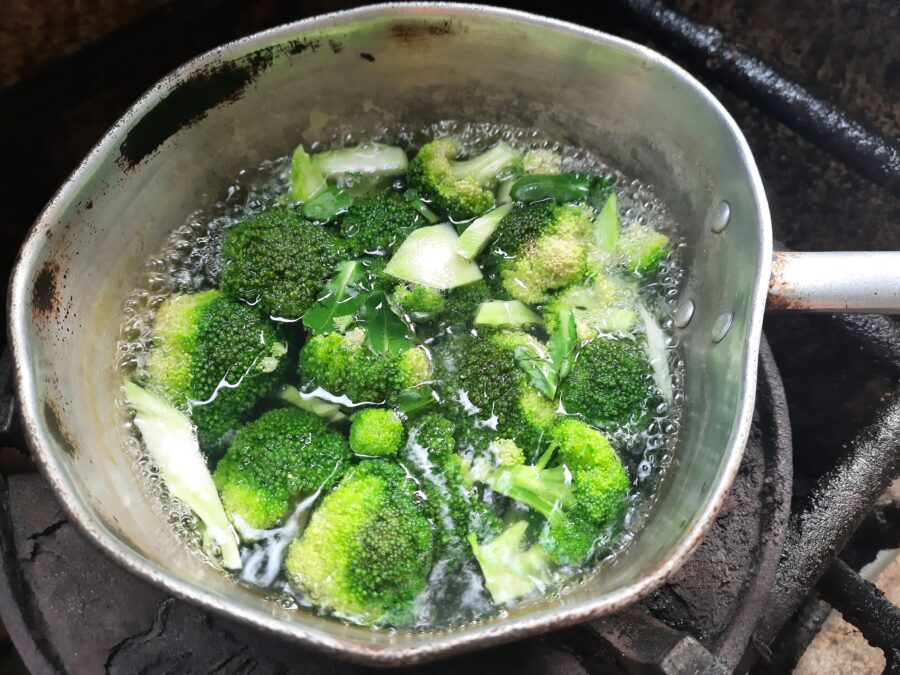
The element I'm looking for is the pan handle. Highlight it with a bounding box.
[767,250,900,313]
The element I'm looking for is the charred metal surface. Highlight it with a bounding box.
[390,20,456,45]
[817,559,900,670]
[30,262,58,317]
[752,384,900,654]
[833,314,900,375]
[608,0,900,198]
[842,502,900,571]
[41,402,76,457]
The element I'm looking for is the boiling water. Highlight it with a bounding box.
[115,122,685,629]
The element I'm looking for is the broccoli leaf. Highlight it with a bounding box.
[361,291,412,356]
[390,385,439,416]
[302,187,353,222]
[549,308,578,382]
[510,173,612,209]
[514,309,578,400]
[303,261,368,333]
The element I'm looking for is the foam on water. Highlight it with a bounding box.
[115,122,685,629]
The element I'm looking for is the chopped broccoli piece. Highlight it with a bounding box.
[562,336,658,431]
[213,407,351,530]
[350,408,405,457]
[145,290,288,449]
[477,418,629,565]
[543,275,638,340]
[522,149,562,175]
[124,381,241,569]
[385,224,483,290]
[618,223,670,276]
[299,330,431,403]
[469,521,554,604]
[290,144,327,201]
[302,187,353,223]
[339,191,423,256]
[391,283,445,323]
[442,280,492,326]
[488,438,526,467]
[276,384,347,424]
[311,143,408,184]
[489,202,594,303]
[284,460,433,624]
[220,208,344,320]
[436,330,557,453]
[456,203,513,261]
[474,300,543,327]
[407,138,521,220]
[593,192,619,252]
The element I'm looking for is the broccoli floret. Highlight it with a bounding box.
[350,408,405,457]
[522,149,562,175]
[477,418,629,565]
[436,331,556,453]
[339,191,423,256]
[618,223,670,276]
[442,280,492,326]
[402,415,499,564]
[562,336,658,430]
[284,460,433,623]
[407,138,521,221]
[299,329,431,403]
[489,438,525,467]
[213,408,351,530]
[145,290,288,449]
[220,207,344,320]
[391,283,445,323]
[543,275,638,340]
[489,202,594,303]
[469,520,554,604]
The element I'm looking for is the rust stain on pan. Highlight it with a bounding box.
[32,261,59,316]
[390,20,455,45]
[767,251,808,310]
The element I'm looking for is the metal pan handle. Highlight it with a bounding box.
[767,250,900,313]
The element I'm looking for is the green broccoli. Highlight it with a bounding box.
[284,460,433,623]
[350,408,405,457]
[477,418,629,565]
[618,223,671,276]
[522,149,562,175]
[488,202,594,303]
[213,407,352,530]
[442,280,492,326]
[339,191,423,256]
[403,414,500,564]
[436,330,557,453]
[562,336,658,430]
[469,520,554,604]
[407,138,521,220]
[145,290,288,449]
[542,275,638,340]
[299,329,432,403]
[220,207,344,320]
[391,283,445,323]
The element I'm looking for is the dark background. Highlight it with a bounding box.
[0,1,897,673]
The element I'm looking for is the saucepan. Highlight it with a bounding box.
[8,3,900,665]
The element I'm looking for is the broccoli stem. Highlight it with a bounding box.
[277,384,348,424]
[468,521,555,604]
[593,191,619,252]
[456,202,513,260]
[486,464,574,520]
[449,142,520,184]
[474,300,544,327]
[510,173,612,209]
[123,381,242,569]
[312,143,408,180]
[290,144,328,201]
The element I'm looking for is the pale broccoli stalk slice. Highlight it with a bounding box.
[593,192,619,252]
[385,224,483,289]
[290,144,328,201]
[277,384,348,424]
[456,203,513,260]
[637,303,674,405]
[123,381,242,569]
[449,142,520,184]
[468,521,555,604]
[311,143,408,181]
[475,300,544,327]
[403,189,441,224]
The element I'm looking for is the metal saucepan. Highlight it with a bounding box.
[8,4,900,665]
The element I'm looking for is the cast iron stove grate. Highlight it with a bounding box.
[1,1,899,673]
